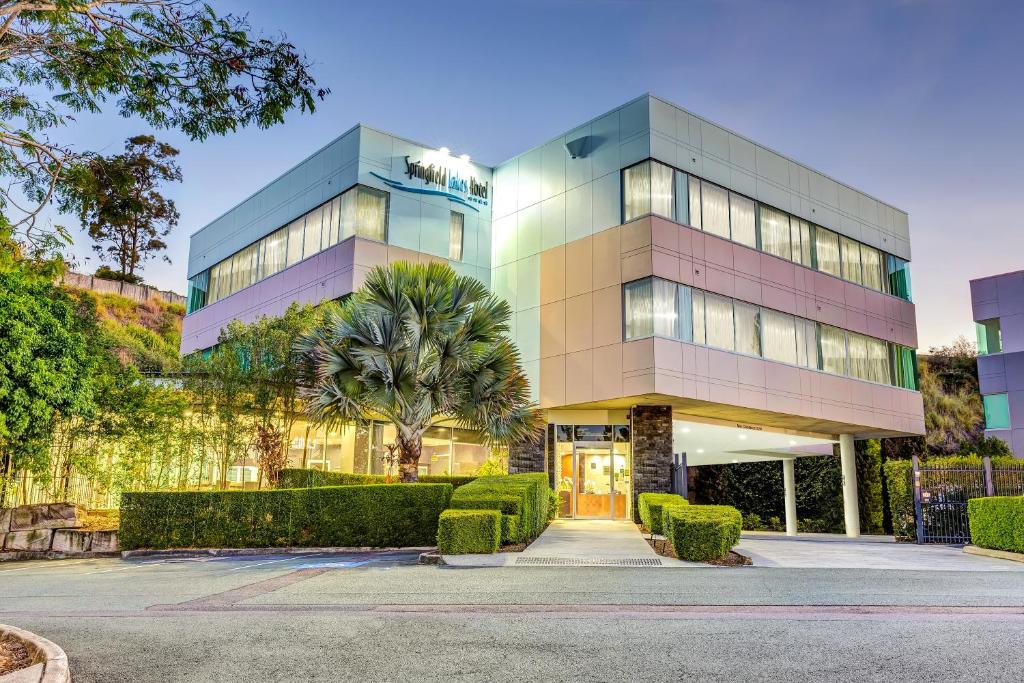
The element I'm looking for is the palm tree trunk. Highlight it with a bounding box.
[396,433,422,483]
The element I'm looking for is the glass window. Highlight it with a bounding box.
[186,271,208,314]
[342,185,388,242]
[760,206,791,260]
[674,172,689,225]
[730,193,756,249]
[688,177,702,229]
[976,319,1002,355]
[815,227,841,277]
[556,425,573,442]
[574,425,613,441]
[847,332,870,381]
[622,161,651,221]
[840,236,863,285]
[794,219,812,267]
[761,309,797,365]
[449,211,465,261]
[890,344,918,390]
[704,293,734,351]
[677,284,694,343]
[819,324,847,375]
[303,205,323,259]
[285,217,304,267]
[983,393,1011,430]
[623,279,653,340]
[614,425,631,442]
[691,290,705,345]
[734,301,760,356]
[452,429,489,475]
[886,255,912,300]
[651,161,674,219]
[261,227,287,279]
[653,278,678,338]
[323,197,339,249]
[701,182,730,239]
[860,245,883,291]
[420,426,453,476]
[795,317,817,368]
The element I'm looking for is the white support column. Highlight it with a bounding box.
[839,433,860,538]
[782,458,797,536]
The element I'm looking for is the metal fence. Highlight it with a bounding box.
[913,456,1024,544]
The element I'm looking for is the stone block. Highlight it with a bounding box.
[9,503,82,531]
[90,530,119,552]
[0,507,11,533]
[4,529,54,551]
[52,529,92,553]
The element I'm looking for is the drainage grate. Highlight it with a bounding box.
[514,557,663,567]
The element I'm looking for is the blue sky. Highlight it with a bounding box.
[51,0,1024,349]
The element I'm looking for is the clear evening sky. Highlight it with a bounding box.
[50,0,1024,350]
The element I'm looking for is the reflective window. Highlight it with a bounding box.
[983,393,1011,430]
[819,324,847,375]
[976,319,1002,355]
[759,206,791,260]
[449,211,465,261]
[761,308,797,365]
[729,193,757,249]
[623,160,674,221]
[704,292,735,351]
[840,236,863,285]
[734,301,761,356]
[815,227,841,277]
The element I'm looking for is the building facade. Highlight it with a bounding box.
[971,270,1024,457]
[182,95,925,533]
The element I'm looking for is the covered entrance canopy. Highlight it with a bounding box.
[673,417,836,466]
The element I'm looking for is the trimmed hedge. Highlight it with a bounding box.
[436,509,502,554]
[662,504,742,562]
[968,496,1024,553]
[449,473,550,544]
[276,468,477,490]
[119,484,453,550]
[638,493,688,535]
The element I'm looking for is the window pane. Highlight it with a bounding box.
[734,301,760,356]
[701,182,730,239]
[886,255,912,300]
[762,309,797,364]
[847,333,869,380]
[449,211,465,261]
[624,279,653,339]
[327,197,342,246]
[354,186,388,241]
[760,206,792,260]
[691,290,705,345]
[795,317,816,368]
[840,236,863,285]
[861,245,883,290]
[623,161,651,221]
[866,336,889,383]
[976,319,1002,355]
[983,393,1010,430]
[653,278,678,338]
[677,284,693,343]
[286,217,304,267]
[303,205,323,259]
[730,194,756,248]
[674,172,689,225]
[688,178,702,229]
[651,161,674,219]
[262,228,287,278]
[819,324,847,375]
[798,220,812,267]
[815,227,841,277]
[704,293,734,351]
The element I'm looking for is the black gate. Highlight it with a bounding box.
[913,457,986,544]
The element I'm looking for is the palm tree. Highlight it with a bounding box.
[296,261,542,482]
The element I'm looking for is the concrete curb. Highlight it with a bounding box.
[122,546,435,559]
[0,624,69,683]
[1,550,120,563]
[964,544,1024,564]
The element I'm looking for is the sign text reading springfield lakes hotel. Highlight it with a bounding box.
[404,156,489,205]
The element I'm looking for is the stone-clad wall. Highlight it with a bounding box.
[631,405,673,521]
[509,427,547,475]
[1,503,118,554]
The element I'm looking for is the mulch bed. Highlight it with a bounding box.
[0,635,33,676]
[640,525,752,566]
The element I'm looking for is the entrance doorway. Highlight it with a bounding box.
[558,442,631,520]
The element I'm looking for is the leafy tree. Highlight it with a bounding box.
[0,264,98,504]
[855,439,884,534]
[0,0,325,245]
[297,262,543,482]
[63,135,182,283]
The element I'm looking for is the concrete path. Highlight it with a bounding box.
[516,519,691,566]
[737,534,1020,571]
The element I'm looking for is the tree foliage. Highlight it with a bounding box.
[0,0,325,244]
[60,135,182,282]
[298,262,543,482]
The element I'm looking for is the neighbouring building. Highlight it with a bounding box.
[971,269,1024,457]
[182,94,925,534]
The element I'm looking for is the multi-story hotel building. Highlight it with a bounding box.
[182,95,925,535]
[971,269,1024,457]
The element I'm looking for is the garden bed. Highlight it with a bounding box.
[0,633,32,676]
[641,524,752,566]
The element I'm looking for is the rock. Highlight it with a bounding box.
[0,507,11,533]
[9,503,82,531]
[90,530,119,552]
[4,529,54,551]
[52,529,92,553]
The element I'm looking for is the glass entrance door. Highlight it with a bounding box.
[571,444,631,520]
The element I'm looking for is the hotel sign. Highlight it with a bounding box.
[404,157,489,203]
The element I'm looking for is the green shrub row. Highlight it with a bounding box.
[436,509,502,554]
[663,504,742,562]
[448,473,550,544]
[637,493,688,535]
[276,468,477,490]
[119,484,453,550]
[967,496,1024,553]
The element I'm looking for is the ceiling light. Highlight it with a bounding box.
[696,448,704,454]
[738,434,747,440]
[459,153,470,162]
[731,459,739,463]
[681,427,691,433]
[788,440,797,446]
[438,147,450,155]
